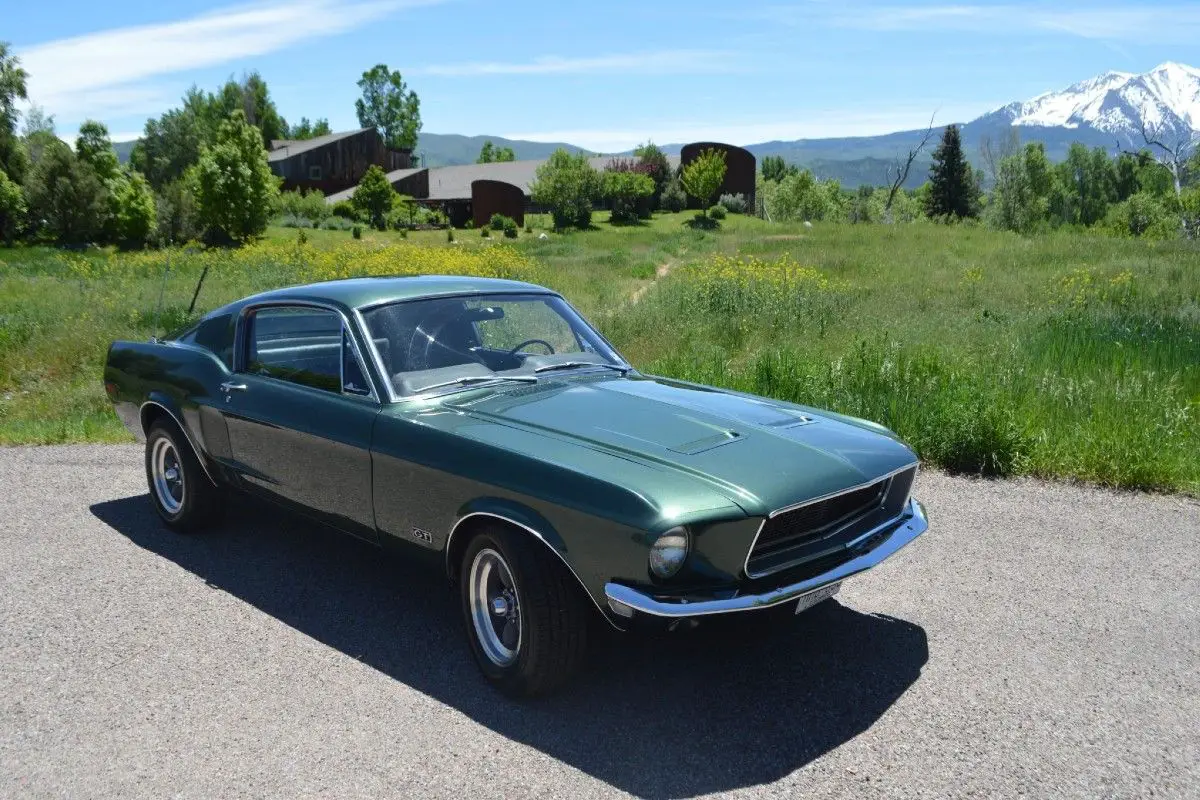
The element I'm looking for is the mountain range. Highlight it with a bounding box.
[112,63,1200,189]
[413,62,1200,187]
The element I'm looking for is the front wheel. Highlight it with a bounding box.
[145,420,221,532]
[460,525,590,697]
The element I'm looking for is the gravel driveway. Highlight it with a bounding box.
[1,444,1197,799]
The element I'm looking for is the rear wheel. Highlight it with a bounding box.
[459,525,590,697]
[145,420,221,532]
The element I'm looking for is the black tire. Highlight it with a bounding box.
[145,419,221,533]
[459,524,590,697]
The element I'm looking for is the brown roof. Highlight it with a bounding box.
[322,154,681,204]
[267,128,375,162]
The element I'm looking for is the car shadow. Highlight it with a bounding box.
[90,494,929,799]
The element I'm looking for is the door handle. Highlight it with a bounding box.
[220,381,248,393]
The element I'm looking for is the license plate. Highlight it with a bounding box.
[795,582,842,614]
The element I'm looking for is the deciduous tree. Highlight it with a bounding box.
[194,110,279,244]
[761,155,797,183]
[75,120,119,183]
[352,165,397,230]
[289,117,332,140]
[634,141,672,204]
[680,148,727,213]
[356,64,422,151]
[529,149,599,230]
[23,140,108,245]
[0,167,24,243]
[0,42,28,184]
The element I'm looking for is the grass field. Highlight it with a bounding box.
[2,211,1197,494]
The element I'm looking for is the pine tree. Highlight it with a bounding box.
[926,125,975,219]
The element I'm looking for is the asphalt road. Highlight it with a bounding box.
[2,444,1197,799]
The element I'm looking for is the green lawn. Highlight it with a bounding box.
[2,212,1197,494]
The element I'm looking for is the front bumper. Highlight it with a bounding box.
[604,498,928,619]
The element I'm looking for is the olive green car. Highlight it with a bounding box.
[105,276,928,696]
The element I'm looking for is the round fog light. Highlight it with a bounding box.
[649,526,690,578]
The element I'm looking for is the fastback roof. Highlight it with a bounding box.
[235,275,553,312]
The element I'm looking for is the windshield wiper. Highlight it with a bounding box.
[533,361,630,375]
[415,374,538,394]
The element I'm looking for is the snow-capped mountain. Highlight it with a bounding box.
[990,62,1200,140]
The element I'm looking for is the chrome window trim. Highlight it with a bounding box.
[352,306,398,403]
[444,511,620,631]
[742,461,920,579]
[238,300,381,403]
[356,291,633,402]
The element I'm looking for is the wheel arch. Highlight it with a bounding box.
[445,504,620,630]
[139,399,219,486]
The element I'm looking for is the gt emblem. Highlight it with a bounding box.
[411,527,433,543]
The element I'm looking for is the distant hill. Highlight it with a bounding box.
[414,133,589,166]
[112,63,1198,188]
[114,140,136,163]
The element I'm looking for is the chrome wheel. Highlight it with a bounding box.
[150,436,185,515]
[469,548,521,667]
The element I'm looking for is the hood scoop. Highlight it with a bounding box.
[593,418,744,455]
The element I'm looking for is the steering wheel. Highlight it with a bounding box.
[508,339,555,355]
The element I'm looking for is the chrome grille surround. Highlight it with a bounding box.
[743,462,919,579]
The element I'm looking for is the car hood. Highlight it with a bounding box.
[445,374,917,516]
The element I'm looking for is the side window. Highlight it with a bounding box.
[178,313,234,369]
[247,307,350,394]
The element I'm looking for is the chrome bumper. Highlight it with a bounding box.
[604,498,928,619]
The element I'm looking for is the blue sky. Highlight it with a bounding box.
[8,0,1199,150]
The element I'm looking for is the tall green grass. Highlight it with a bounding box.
[1,216,1197,493]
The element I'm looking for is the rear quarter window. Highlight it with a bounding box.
[176,313,235,369]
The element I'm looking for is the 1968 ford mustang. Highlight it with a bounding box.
[105,275,928,696]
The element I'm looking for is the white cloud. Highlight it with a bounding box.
[502,104,995,152]
[417,50,734,77]
[817,3,1200,44]
[17,0,439,122]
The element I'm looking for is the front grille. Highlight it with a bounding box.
[746,466,916,578]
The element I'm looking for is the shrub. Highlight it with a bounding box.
[320,216,354,231]
[278,213,310,228]
[660,179,687,213]
[278,189,329,224]
[352,225,362,239]
[708,203,727,220]
[524,222,532,233]
[529,148,599,230]
[331,200,358,220]
[489,213,517,235]
[602,169,655,223]
[718,193,747,214]
[352,165,396,230]
[1102,193,1177,239]
[481,225,491,238]
[446,227,455,242]
[296,228,307,246]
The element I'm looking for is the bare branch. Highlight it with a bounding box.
[885,113,937,215]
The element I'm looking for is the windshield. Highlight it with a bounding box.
[360,293,627,396]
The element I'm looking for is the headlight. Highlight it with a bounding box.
[649,526,690,578]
